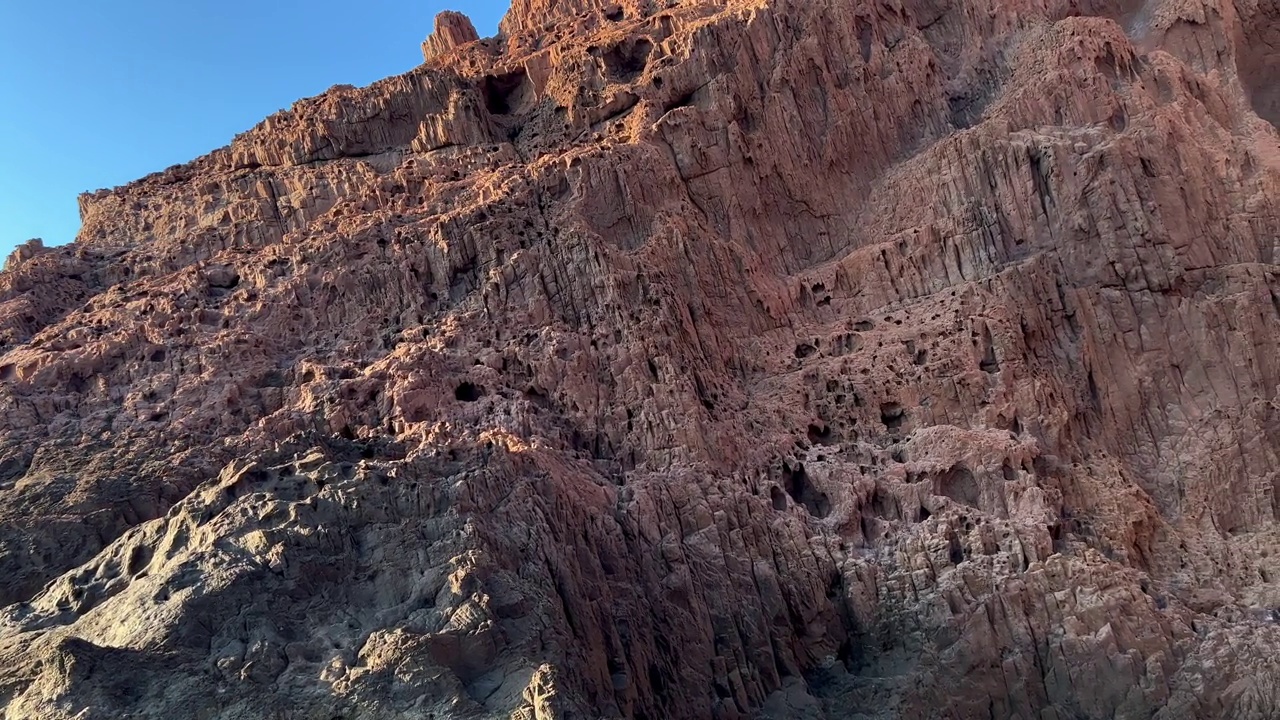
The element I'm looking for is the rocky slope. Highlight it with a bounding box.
[1,0,1279,717]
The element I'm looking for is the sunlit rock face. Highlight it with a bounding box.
[422,11,481,62]
[2,0,1280,718]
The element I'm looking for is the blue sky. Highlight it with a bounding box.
[0,1,508,261]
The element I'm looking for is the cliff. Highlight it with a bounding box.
[1,0,1279,718]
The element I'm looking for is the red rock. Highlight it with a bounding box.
[1,0,1279,718]
[422,10,481,62]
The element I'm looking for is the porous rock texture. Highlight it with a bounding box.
[1,0,1279,718]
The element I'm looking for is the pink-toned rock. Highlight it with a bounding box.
[421,10,481,62]
[1,1,1280,718]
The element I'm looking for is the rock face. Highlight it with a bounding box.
[1,0,1279,718]
[422,11,481,62]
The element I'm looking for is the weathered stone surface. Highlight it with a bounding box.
[422,11,481,62]
[1,0,1279,718]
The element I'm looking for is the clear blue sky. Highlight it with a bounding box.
[0,1,508,260]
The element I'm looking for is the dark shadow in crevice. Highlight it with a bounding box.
[481,69,533,116]
[782,461,831,518]
[601,38,654,82]
[1238,5,1280,128]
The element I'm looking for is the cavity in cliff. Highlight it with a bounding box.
[1,1,1280,718]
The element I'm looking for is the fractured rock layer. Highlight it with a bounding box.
[1,0,1279,718]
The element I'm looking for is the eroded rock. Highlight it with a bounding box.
[1,1,1280,718]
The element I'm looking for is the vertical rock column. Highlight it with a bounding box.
[422,11,480,62]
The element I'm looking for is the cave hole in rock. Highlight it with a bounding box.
[937,464,981,508]
[794,342,818,359]
[481,70,532,115]
[208,270,240,290]
[807,422,836,446]
[859,514,877,545]
[862,486,902,525]
[664,87,701,112]
[602,38,654,82]
[1002,460,1017,482]
[1047,518,1066,551]
[1087,368,1103,411]
[455,382,484,402]
[880,402,905,430]
[1009,415,1023,435]
[948,534,966,565]
[1029,147,1054,215]
[978,324,999,373]
[570,429,609,459]
[783,462,830,518]
[770,485,788,511]
[524,385,551,409]
[855,17,874,63]
[0,364,14,381]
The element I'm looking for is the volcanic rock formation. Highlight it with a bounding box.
[2,0,1280,718]
[423,11,482,62]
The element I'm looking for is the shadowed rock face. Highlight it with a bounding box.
[1,0,1279,718]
